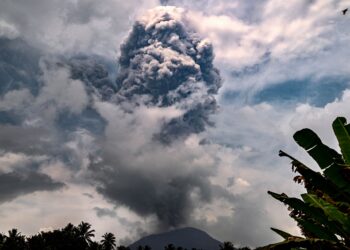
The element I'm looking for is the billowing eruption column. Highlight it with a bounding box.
[115,7,221,143]
[90,7,226,232]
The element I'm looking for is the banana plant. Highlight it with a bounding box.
[258,117,350,250]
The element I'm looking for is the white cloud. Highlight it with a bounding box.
[0,89,34,112]
[36,64,88,115]
[173,0,350,99]
[289,89,350,149]
[0,0,159,57]
[0,20,19,39]
[189,0,337,66]
[0,152,47,173]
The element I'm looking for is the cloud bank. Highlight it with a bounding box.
[0,171,64,203]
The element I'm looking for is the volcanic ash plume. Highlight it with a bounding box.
[89,7,228,231]
[114,6,222,143]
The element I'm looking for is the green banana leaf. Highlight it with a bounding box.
[270,228,293,240]
[268,191,347,237]
[279,150,342,200]
[302,194,350,233]
[324,163,350,194]
[264,118,350,249]
[295,218,339,242]
[333,117,350,165]
[293,129,343,169]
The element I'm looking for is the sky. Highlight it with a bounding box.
[0,0,349,247]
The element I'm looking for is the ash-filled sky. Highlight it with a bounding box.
[0,0,350,247]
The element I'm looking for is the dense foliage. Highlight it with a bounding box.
[0,221,118,250]
[258,117,350,250]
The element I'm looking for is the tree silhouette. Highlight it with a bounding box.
[0,222,138,250]
[164,244,176,250]
[26,234,46,250]
[101,232,116,250]
[77,221,96,246]
[219,242,235,250]
[88,241,102,250]
[0,233,5,248]
[64,223,76,235]
[136,246,153,250]
[2,229,26,250]
[117,246,130,250]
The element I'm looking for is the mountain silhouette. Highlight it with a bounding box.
[129,227,222,250]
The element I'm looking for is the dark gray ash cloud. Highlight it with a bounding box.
[82,193,94,199]
[0,38,42,96]
[94,207,117,218]
[67,55,118,101]
[0,125,52,155]
[0,171,64,203]
[114,7,221,143]
[93,161,215,228]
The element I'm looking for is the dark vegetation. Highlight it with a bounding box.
[0,222,116,250]
[258,117,350,250]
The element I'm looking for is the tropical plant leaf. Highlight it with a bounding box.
[333,117,350,165]
[279,150,342,199]
[270,228,293,240]
[264,118,350,249]
[295,218,339,242]
[324,163,350,194]
[268,191,347,237]
[268,192,323,219]
[302,194,350,233]
[293,129,322,150]
[293,129,343,169]
[268,192,306,211]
